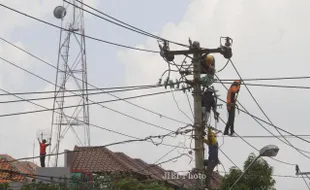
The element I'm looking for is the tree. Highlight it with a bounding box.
[19,174,173,190]
[220,153,276,190]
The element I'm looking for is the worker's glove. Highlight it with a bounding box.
[203,131,207,136]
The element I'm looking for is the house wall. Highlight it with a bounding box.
[35,167,70,184]
[64,149,74,168]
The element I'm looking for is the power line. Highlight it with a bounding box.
[0,87,179,105]
[0,56,187,132]
[217,116,297,166]
[0,3,158,54]
[0,36,188,126]
[0,86,194,152]
[171,89,193,122]
[0,88,185,118]
[217,96,310,145]
[215,81,310,90]
[220,76,310,82]
[0,84,166,96]
[219,135,310,139]
[67,0,189,48]
[3,129,189,163]
[215,74,310,159]
[229,59,310,160]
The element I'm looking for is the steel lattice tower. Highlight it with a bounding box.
[49,0,90,166]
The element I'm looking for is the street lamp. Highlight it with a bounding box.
[229,145,279,190]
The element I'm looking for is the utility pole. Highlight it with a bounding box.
[192,41,204,189]
[159,37,232,189]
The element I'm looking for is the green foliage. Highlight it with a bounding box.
[0,183,9,190]
[111,177,173,190]
[18,173,173,190]
[20,181,70,190]
[220,153,276,190]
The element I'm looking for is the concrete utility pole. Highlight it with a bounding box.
[159,38,232,189]
[191,41,204,189]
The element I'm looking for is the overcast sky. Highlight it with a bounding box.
[1,0,310,189]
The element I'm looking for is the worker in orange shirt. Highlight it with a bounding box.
[224,80,241,136]
[203,127,220,188]
[37,138,51,167]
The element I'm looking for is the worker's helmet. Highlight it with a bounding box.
[208,131,216,138]
[205,54,215,66]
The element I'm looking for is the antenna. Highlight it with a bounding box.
[48,0,90,167]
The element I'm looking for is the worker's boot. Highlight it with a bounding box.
[223,126,229,135]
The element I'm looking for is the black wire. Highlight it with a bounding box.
[0,36,188,126]
[185,91,194,118]
[68,0,189,48]
[0,86,170,104]
[217,97,310,145]
[215,74,310,158]
[171,89,193,122]
[0,87,195,153]
[215,81,310,90]
[218,116,297,166]
[0,86,180,133]
[220,76,310,82]
[301,174,310,190]
[0,136,177,184]
[229,59,310,160]
[215,171,303,179]
[219,135,310,138]
[2,127,192,164]
[0,56,190,132]
[0,84,162,96]
[0,4,158,53]
[0,88,186,117]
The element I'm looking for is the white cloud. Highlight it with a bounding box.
[117,0,310,189]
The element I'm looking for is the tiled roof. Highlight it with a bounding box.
[0,154,38,184]
[70,146,222,189]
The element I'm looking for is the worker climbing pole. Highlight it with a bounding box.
[158,37,232,189]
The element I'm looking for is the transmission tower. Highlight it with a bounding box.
[48,0,90,167]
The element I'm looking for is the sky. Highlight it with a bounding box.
[0,0,310,189]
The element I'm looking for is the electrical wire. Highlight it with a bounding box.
[171,89,193,122]
[215,74,310,159]
[0,88,192,156]
[0,3,159,53]
[218,135,310,139]
[217,116,297,166]
[0,87,182,105]
[185,91,194,119]
[217,96,310,145]
[2,127,192,164]
[0,36,189,126]
[301,175,310,190]
[0,56,188,133]
[0,84,163,96]
[215,81,310,90]
[67,0,189,48]
[220,76,310,82]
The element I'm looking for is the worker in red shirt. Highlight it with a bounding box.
[37,138,51,167]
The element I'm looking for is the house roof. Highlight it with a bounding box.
[70,146,222,189]
[0,154,38,184]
